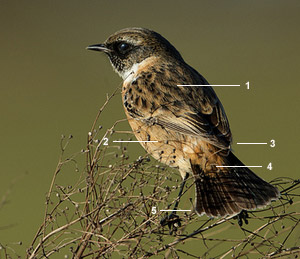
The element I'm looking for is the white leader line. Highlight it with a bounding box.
[177,84,240,87]
[160,209,192,212]
[216,166,262,168]
[237,142,268,145]
[113,140,158,143]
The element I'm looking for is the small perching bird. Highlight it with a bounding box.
[87,27,279,218]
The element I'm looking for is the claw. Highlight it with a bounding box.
[235,210,249,226]
[160,213,182,234]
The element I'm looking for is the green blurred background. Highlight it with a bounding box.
[0,0,299,256]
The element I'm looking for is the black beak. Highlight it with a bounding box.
[86,44,111,53]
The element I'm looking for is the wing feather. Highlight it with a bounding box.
[123,62,232,149]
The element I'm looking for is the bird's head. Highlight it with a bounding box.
[87,27,183,79]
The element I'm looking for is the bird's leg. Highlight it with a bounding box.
[160,173,189,233]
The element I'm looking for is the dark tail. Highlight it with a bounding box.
[191,152,280,217]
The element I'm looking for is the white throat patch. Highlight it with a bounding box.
[122,62,140,83]
[111,58,151,84]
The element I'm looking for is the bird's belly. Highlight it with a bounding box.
[127,115,229,176]
[127,117,195,173]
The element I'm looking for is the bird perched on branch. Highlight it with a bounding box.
[87,27,279,219]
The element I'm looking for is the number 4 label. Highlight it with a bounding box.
[267,162,273,170]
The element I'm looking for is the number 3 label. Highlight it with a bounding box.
[270,139,275,148]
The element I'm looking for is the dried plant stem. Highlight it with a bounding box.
[24,91,300,259]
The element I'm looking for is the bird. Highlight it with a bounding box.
[87,27,280,219]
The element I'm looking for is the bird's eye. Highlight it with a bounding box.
[117,42,131,55]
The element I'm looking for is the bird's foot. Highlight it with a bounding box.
[160,212,182,234]
[235,210,249,226]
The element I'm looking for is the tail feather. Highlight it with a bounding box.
[191,152,280,217]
